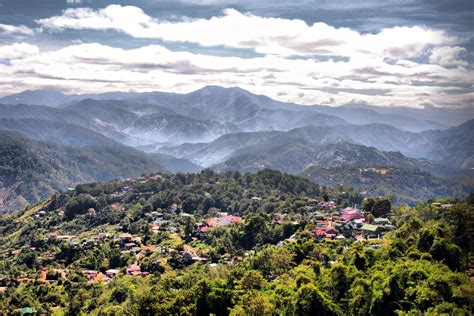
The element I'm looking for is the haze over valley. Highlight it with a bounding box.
[0,86,472,210]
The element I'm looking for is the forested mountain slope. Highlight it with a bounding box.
[0,131,165,213]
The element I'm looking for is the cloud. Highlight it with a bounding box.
[36,5,458,59]
[0,42,472,108]
[0,4,470,108]
[0,43,39,59]
[0,23,35,36]
[429,46,468,67]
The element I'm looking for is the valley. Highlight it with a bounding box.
[0,86,472,210]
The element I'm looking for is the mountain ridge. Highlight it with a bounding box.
[2,86,470,131]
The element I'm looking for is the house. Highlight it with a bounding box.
[119,233,133,245]
[360,224,382,237]
[324,225,338,235]
[373,218,391,225]
[105,269,120,278]
[314,229,326,237]
[131,237,142,243]
[92,273,109,283]
[199,225,211,233]
[39,269,67,283]
[332,223,350,236]
[83,270,109,282]
[124,242,136,250]
[206,219,220,227]
[83,270,98,279]
[130,246,142,253]
[55,235,76,241]
[127,264,142,276]
[20,307,37,315]
[219,215,242,226]
[141,245,158,253]
[341,207,361,222]
[192,256,207,263]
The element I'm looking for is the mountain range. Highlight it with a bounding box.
[0,86,472,209]
[161,121,473,174]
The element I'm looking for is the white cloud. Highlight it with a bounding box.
[0,5,469,107]
[0,23,35,36]
[0,42,472,108]
[36,5,458,59]
[0,43,39,59]
[429,46,468,67]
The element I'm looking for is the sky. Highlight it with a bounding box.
[0,0,473,108]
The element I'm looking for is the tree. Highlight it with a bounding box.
[295,284,342,316]
[362,197,391,217]
[417,228,435,253]
[252,246,295,278]
[64,194,97,220]
[237,270,266,291]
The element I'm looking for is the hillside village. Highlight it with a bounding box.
[0,170,471,314]
[1,171,395,282]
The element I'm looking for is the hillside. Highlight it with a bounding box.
[310,105,447,132]
[421,119,474,169]
[160,131,282,167]
[301,165,472,205]
[162,122,472,174]
[0,131,165,213]
[0,170,471,314]
[0,118,120,148]
[149,153,203,173]
[213,141,447,176]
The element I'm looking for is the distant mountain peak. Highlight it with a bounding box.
[0,89,68,106]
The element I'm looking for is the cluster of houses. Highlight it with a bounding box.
[198,212,243,233]
[309,202,395,241]
[5,183,400,288]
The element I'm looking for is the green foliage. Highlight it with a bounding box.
[362,197,392,217]
[0,170,472,314]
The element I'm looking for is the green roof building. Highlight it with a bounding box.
[361,224,381,235]
[373,218,391,225]
[21,307,37,315]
